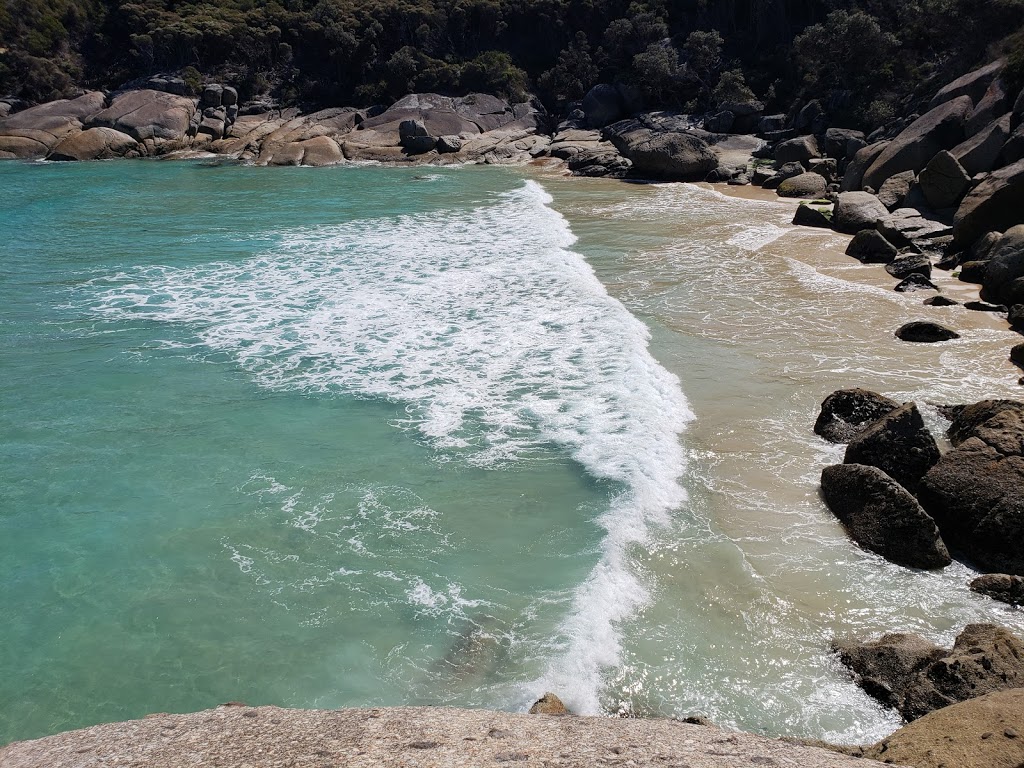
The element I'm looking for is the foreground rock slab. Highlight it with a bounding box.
[0,705,896,768]
[862,688,1024,768]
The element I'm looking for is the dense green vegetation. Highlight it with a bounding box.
[2,0,1023,128]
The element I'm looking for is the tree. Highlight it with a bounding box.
[682,29,722,87]
[793,10,899,95]
[537,31,598,103]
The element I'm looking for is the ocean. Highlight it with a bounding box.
[1,160,1022,746]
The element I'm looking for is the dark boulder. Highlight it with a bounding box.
[919,150,972,209]
[200,83,223,108]
[834,623,1024,721]
[834,191,890,234]
[821,464,950,569]
[1012,343,1024,369]
[792,203,833,229]
[878,210,953,249]
[970,573,1024,606]
[953,160,1024,248]
[843,402,941,493]
[918,406,1024,574]
[896,322,960,342]
[925,295,960,306]
[1001,123,1024,166]
[886,253,932,279]
[964,301,1006,312]
[846,229,899,263]
[795,99,828,134]
[814,388,900,443]
[863,96,973,191]
[895,274,940,292]
[1010,304,1024,330]
[959,260,990,284]
[982,226,1024,306]
[762,160,804,189]
[703,110,734,133]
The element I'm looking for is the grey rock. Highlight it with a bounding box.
[1000,123,1024,166]
[88,89,196,142]
[436,135,463,153]
[952,113,1012,176]
[703,110,735,133]
[777,172,827,198]
[966,77,1012,137]
[757,114,786,133]
[46,126,138,161]
[200,84,223,109]
[919,150,972,209]
[795,99,828,134]
[863,96,973,191]
[929,59,1005,109]
[775,134,820,165]
[834,191,890,234]
[825,127,866,159]
[841,141,889,192]
[820,464,950,569]
[609,129,718,180]
[877,170,915,210]
[878,210,953,248]
[952,159,1024,248]
[221,86,238,107]
[924,295,960,306]
[896,322,960,342]
[814,388,900,443]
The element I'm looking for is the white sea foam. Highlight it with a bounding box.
[85,179,693,714]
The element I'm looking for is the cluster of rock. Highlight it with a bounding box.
[816,392,1024,580]
[0,86,552,166]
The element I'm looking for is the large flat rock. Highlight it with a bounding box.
[0,705,899,768]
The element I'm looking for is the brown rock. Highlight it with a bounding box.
[834,191,890,234]
[813,389,900,443]
[777,172,827,198]
[971,573,1024,606]
[88,89,196,143]
[843,402,941,492]
[46,127,138,161]
[528,693,569,715]
[919,150,971,209]
[953,159,1024,249]
[820,464,950,569]
[862,688,1024,768]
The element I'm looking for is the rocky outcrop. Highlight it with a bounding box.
[843,402,940,493]
[929,60,1005,110]
[820,463,950,569]
[0,91,106,158]
[47,127,138,161]
[918,404,1024,574]
[895,322,960,342]
[0,704,887,768]
[813,389,900,443]
[862,96,973,191]
[88,89,196,144]
[862,688,1024,768]
[834,623,1024,721]
[971,573,1024,606]
[607,127,718,180]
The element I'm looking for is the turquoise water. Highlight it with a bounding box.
[4,160,1024,747]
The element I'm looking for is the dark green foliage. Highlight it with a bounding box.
[0,0,1021,132]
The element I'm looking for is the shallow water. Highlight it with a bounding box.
[1,160,1021,746]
